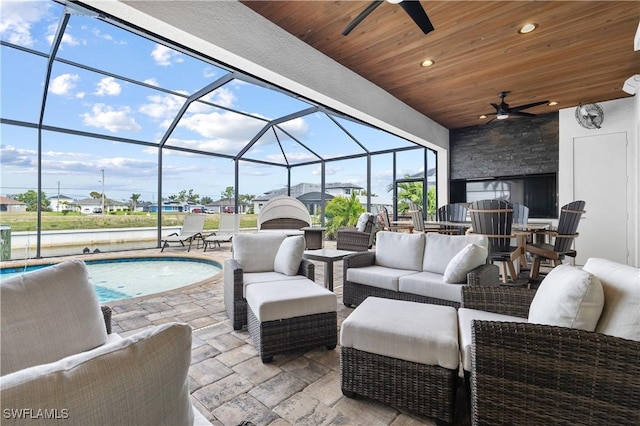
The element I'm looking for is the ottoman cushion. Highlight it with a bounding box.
[340,297,459,370]
[246,279,337,322]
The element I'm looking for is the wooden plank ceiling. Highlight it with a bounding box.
[241,1,639,129]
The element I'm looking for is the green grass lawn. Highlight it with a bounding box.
[0,212,258,232]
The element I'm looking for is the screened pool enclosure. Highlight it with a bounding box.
[1,0,438,259]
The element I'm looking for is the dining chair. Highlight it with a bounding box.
[407,201,426,232]
[511,202,531,268]
[468,199,521,284]
[437,203,468,234]
[526,200,586,279]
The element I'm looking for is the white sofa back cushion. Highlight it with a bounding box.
[375,231,425,271]
[528,264,604,331]
[442,243,488,284]
[233,233,286,273]
[0,260,108,376]
[0,322,194,426]
[274,235,305,275]
[423,233,488,274]
[583,257,640,341]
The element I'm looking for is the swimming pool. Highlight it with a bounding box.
[1,257,222,303]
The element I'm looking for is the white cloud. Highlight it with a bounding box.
[179,111,264,141]
[46,23,80,47]
[0,144,36,167]
[0,1,49,47]
[94,77,121,96]
[81,103,141,133]
[50,73,80,96]
[151,44,183,66]
[139,93,186,120]
[143,78,159,87]
[208,87,235,108]
[278,117,309,138]
[203,67,217,79]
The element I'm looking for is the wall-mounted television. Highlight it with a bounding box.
[450,173,557,218]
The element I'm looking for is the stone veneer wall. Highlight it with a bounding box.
[450,112,559,180]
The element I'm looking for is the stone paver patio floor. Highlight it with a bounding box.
[100,241,471,426]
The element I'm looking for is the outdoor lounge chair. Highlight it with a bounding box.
[203,213,239,251]
[160,214,205,252]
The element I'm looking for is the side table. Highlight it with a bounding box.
[300,226,326,249]
[303,248,355,291]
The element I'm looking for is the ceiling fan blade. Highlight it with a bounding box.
[511,100,550,111]
[512,111,536,117]
[398,0,434,34]
[342,0,384,35]
[484,117,497,125]
[490,103,500,111]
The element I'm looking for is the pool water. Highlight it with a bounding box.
[1,258,222,303]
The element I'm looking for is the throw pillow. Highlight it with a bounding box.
[528,264,604,331]
[1,259,108,376]
[355,213,371,232]
[274,235,305,275]
[442,243,488,284]
[423,232,488,274]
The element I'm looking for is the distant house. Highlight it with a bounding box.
[148,201,185,213]
[253,182,364,215]
[49,194,76,212]
[76,198,128,214]
[0,196,26,213]
[205,199,250,214]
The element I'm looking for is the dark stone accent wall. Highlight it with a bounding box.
[450,112,559,180]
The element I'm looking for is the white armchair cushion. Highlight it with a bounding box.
[583,257,640,340]
[442,243,488,284]
[423,233,488,274]
[233,233,286,273]
[355,212,372,232]
[0,259,108,376]
[274,235,305,275]
[0,322,194,426]
[528,264,604,331]
[375,231,425,271]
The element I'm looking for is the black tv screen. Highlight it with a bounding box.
[450,173,557,218]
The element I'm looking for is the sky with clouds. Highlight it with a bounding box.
[1,0,431,205]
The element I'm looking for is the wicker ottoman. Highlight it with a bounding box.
[340,297,459,425]
[245,278,337,363]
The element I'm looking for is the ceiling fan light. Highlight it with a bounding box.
[420,59,434,67]
[518,23,538,34]
[479,114,487,119]
[548,101,559,106]
[497,113,509,120]
[387,0,403,4]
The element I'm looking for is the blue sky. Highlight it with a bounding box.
[1,0,430,205]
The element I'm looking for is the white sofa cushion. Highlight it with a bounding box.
[528,264,604,331]
[0,259,108,376]
[242,272,305,297]
[274,235,305,275]
[341,297,459,370]
[233,233,286,273]
[347,265,417,292]
[245,279,337,322]
[423,233,488,274]
[375,231,425,271]
[458,308,527,371]
[442,243,488,284]
[0,322,194,425]
[583,258,640,340]
[399,272,464,303]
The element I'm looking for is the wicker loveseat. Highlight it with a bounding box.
[460,257,640,424]
[343,231,500,308]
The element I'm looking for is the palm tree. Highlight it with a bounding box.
[130,193,141,212]
[324,192,364,238]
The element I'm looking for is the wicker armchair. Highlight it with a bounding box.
[336,212,374,251]
[461,285,640,425]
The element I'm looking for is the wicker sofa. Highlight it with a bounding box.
[343,231,500,308]
[460,257,640,424]
[1,259,210,426]
[224,232,316,330]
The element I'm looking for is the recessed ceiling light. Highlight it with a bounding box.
[548,101,559,106]
[420,59,435,67]
[518,23,538,34]
[479,114,487,119]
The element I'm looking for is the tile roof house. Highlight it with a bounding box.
[0,196,26,213]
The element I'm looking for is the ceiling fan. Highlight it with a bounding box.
[342,0,434,36]
[482,91,550,124]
